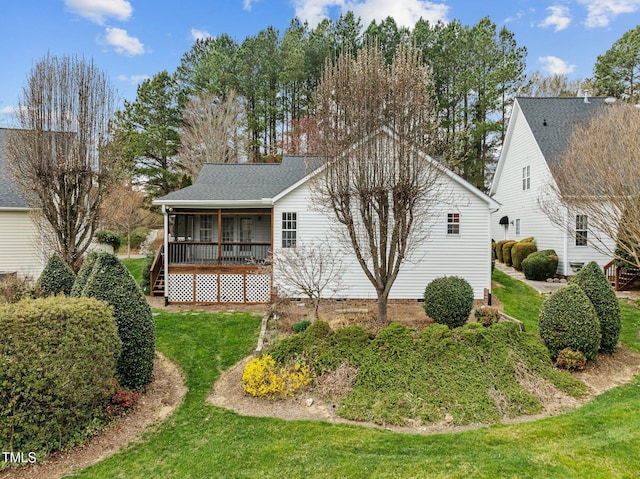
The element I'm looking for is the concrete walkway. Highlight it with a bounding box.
[495,262,640,300]
[494,262,565,294]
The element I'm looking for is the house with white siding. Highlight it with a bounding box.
[490,96,616,278]
[0,128,45,279]
[152,138,499,305]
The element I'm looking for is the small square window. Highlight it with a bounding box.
[447,213,460,235]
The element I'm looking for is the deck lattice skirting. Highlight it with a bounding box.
[167,272,271,304]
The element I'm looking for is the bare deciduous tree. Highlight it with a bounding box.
[311,43,441,324]
[101,183,151,258]
[273,241,345,319]
[540,102,640,267]
[178,90,245,179]
[6,54,117,270]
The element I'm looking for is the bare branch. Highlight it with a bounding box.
[5,54,117,269]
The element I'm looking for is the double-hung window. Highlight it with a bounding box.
[447,213,460,235]
[282,212,297,248]
[576,215,588,246]
[522,165,530,190]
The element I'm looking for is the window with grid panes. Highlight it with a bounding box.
[282,212,297,247]
[576,215,588,246]
[447,213,460,235]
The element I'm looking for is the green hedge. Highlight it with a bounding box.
[502,240,518,267]
[539,283,601,360]
[0,296,120,456]
[95,230,123,251]
[78,253,155,391]
[511,241,538,271]
[495,240,509,263]
[522,249,558,281]
[36,253,76,297]
[424,276,474,329]
[570,261,621,354]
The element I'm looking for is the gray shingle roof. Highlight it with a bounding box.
[155,156,321,203]
[517,96,609,167]
[0,129,29,209]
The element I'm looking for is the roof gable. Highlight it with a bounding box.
[0,129,29,210]
[490,97,609,196]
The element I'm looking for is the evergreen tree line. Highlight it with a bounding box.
[111,13,530,195]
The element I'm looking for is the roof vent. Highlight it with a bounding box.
[583,90,590,103]
[604,97,617,105]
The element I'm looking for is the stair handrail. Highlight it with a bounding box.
[150,245,164,293]
[603,260,619,290]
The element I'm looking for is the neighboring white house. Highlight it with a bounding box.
[0,128,45,279]
[490,96,616,277]
[153,136,499,305]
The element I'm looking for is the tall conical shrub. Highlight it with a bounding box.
[80,252,155,391]
[70,252,98,297]
[37,253,76,296]
[539,283,601,360]
[570,261,621,354]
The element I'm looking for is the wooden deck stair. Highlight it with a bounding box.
[603,260,640,291]
[150,246,165,297]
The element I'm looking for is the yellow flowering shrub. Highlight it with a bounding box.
[242,354,313,398]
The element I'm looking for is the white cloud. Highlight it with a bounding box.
[191,28,212,41]
[292,0,449,28]
[538,56,576,75]
[539,5,571,31]
[117,74,150,85]
[101,27,145,56]
[64,0,132,25]
[577,0,640,27]
[0,106,16,115]
[243,0,259,11]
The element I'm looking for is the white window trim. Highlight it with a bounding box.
[282,212,297,248]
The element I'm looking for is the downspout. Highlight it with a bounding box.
[163,204,169,305]
[563,208,569,277]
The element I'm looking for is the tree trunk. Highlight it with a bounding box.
[376,289,389,324]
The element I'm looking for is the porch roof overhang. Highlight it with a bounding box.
[154,199,275,211]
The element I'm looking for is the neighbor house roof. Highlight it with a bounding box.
[0,129,29,210]
[516,96,609,167]
[154,156,321,207]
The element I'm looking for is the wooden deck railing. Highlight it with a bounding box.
[603,260,640,291]
[168,242,271,265]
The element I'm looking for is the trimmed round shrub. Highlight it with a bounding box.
[502,240,518,267]
[556,348,587,371]
[511,241,537,272]
[95,230,123,251]
[0,296,121,456]
[79,252,155,391]
[36,253,76,297]
[570,261,621,354]
[538,283,601,360]
[522,249,558,281]
[305,320,333,340]
[475,306,501,327]
[423,276,474,329]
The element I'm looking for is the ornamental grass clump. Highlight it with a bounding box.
[242,354,313,398]
[538,283,601,360]
[423,276,474,329]
[570,261,621,354]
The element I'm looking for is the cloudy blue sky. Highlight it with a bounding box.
[1,0,638,125]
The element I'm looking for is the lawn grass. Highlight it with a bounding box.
[491,269,545,333]
[70,273,640,478]
[121,257,146,285]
